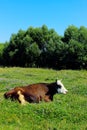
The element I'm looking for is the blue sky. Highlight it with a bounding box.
[0,0,87,43]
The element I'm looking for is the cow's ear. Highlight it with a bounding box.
[56,80,59,85]
[56,78,62,82]
[56,78,58,82]
[56,79,62,85]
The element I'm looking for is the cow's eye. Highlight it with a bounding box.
[58,85,61,88]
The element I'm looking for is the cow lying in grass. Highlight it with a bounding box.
[4,80,68,105]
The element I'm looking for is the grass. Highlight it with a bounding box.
[0,67,87,130]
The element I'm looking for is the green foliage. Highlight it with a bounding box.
[0,25,87,69]
[26,42,41,67]
[0,44,4,56]
[63,40,85,69]
[0,67,87,130]
[63,25,79,43]
[78,26,87,44]
[0,43,5,65]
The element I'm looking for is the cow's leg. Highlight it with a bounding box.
[44,96,52,102]
[27,95,40,103]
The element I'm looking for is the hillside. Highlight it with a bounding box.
[0,68,87,130]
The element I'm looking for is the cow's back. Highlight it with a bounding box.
[23,83,49,96]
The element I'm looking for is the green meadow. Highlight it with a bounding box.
[0,67,87,130]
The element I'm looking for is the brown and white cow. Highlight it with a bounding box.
[4,80,68,104]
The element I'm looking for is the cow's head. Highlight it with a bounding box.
[56,80,68,94]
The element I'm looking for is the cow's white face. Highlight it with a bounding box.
[56,80,68,94]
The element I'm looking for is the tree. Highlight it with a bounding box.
[78,26,87,44]
[63,25,79,43]
[26,42,41,67]
[63,39,84,69]
[1,25,87,69]
[3,30,27,66]
[0,44,4,65]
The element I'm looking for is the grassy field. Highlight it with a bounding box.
[0,67,87,130]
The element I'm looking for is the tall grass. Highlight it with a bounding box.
[0,67,87,130]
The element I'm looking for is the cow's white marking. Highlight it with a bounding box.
[57,80,68,94]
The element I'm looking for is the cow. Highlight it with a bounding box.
[4,80,68,105]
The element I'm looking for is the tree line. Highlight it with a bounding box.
[0,25,87,69]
